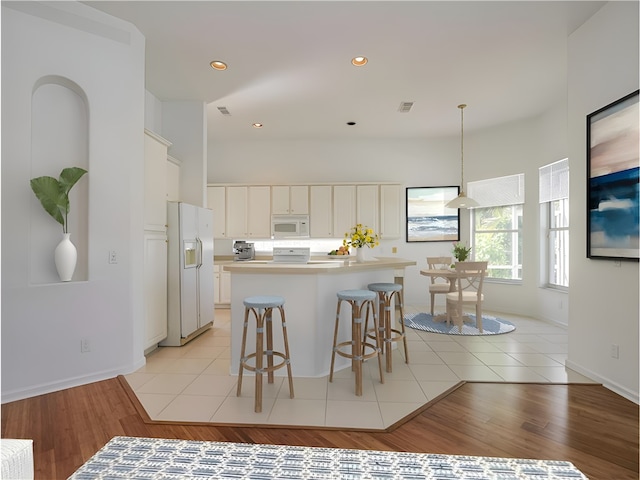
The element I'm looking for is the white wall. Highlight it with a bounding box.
[1,2,147,402]
[566,1,639,403]
[162,101,208,208]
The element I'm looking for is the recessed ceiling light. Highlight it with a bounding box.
[210,60,227,71]
[252,123,263,128]
[351,56,368,67]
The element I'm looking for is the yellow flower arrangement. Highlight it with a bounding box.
[343,223,380,249]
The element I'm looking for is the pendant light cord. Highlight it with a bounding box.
[458,104,466,188]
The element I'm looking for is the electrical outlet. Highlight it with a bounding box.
[109,250,118,264]
[81,338,91,353]
[392,247,397,254]
[610,344,619,359]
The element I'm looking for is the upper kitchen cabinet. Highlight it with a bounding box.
[226,186,271,239]
[166,155,181,202]
[144,129,172,231]
[207,186,227,238]
[272,185,309,215]
[333,185,356,239]
[356,185,379,234]
[379,184,402,239]
[309,185,333,237]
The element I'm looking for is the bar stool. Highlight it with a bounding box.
[329,289,384,396]
[366,283,409,372]
[237,295,294,413]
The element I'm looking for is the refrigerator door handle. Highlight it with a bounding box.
[196,237,203,269]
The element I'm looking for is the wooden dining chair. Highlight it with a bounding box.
[445,261,488,332]
[426,256,453,315]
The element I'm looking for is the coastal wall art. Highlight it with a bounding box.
[406,186,460,242]
[587,90,639,260]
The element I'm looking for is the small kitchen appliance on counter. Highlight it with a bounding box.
[272,247,311,264]
[233,241,255,261]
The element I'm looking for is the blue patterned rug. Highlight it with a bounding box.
[404,312,516,336]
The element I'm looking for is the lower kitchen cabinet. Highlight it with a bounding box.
[214,264,231,306]
[144,231,168,349]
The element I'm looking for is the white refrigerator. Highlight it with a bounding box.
[161,202,215,346]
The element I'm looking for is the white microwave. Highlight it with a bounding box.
[271,214,310,238]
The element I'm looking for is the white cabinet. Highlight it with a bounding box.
[333,185,356,239]
[380,184,402,239]
[143,129,171,350]
[272,185,309,214]
[213,264,231,306]
[226,186,248,238]
[212,182,402,240]
[207,186,227,238]
[144,232,168,349]
[144,130,171,231]
[309,185,333,237]
[356,185,379,233]
[166,155,181,202]
[225,186,271,238]
[247,186,271,237]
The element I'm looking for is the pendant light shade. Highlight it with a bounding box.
[445,104,479,209]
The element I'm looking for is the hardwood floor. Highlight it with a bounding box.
[1,377,637,480]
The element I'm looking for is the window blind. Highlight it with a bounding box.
[539,158,569,203]
[467,173,525,207]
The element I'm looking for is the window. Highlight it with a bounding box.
[539,159,569,288]
[468,174,525,281]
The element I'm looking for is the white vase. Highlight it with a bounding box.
[55,233,77,282]
[356,247,367,263]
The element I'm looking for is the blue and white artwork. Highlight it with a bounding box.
[406,186,460,242]
[588,91,639,260]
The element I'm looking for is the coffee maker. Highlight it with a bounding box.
[233,241,255,261]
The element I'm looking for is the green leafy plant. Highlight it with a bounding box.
[343,223,379,249]
[30,167,87,233]
[452,241,472,262]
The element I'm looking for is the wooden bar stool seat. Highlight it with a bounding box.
[237,295,294,413]
[367,282,409,372]
[329,289,384,396]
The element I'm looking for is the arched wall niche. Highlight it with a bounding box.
[30,75,89,284]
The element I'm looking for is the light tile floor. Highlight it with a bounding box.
[125,306,595,429]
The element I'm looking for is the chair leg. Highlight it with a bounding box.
[236,307,251,397]
[369,299,384,384]
[430,292,435,315]
[396,291,409,364]
[254,308,264,413]
[476,304,483,333]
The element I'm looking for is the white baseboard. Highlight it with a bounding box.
[565,359,639,405]
[1,358,146,404]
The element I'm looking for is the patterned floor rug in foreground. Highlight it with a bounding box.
[404,312,516,336]
[69,436,587,479]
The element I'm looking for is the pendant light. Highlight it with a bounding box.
[445,104,479,209]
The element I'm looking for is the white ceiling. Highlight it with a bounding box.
[86,1,605,141]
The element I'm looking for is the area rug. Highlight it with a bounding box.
[403,312,515,336]
[69,436,587,479]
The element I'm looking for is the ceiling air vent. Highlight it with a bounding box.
[217,106,231,116]
[398,101,414,113]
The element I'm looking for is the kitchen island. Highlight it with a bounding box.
[224,257,416,377]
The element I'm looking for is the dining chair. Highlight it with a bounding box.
[445,261,488,333]
[426,256,453,315]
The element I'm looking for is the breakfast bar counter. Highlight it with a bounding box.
[224,257,416,377]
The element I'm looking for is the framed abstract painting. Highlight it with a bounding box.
[587,90,639,260]
[406,186,460,242]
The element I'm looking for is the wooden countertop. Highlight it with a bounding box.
[222,256,415,274]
